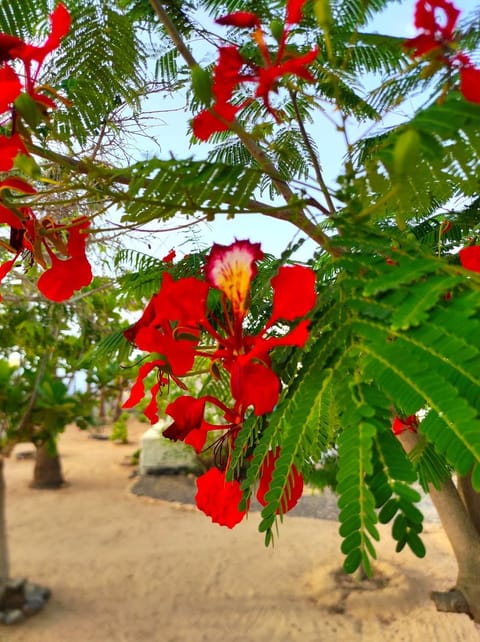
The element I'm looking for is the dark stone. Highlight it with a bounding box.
[24,582,51,602]
[5,578,25,592]
[3,609,26,625]
[22,596,45,616]
[146,465,197,476]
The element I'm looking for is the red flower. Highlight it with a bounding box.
[404,0,460,57]
[195,467,248,528]
[256,447,304,513]
[392,415,419,436]
[254,47,319,116]
[0,3,70,101]
[204,240,316,414]
[192,4,318,139]
[459,245,480,272]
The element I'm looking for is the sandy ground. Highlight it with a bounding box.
[3,422,480,642]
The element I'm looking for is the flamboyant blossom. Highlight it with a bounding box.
[0,213,93,302]
[203,240,317,415]
[0,3,71,101]
[405,0,480,104]
[404,0,460,57]
[459,245,480,273]
[0,4,93,301]
[193,0,318,140]
[124,239,316,527]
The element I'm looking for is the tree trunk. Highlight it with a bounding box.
[458,472,480,536]
[397,431,480,621]
[99,389,107,424]
[0,456,9,601]
[31,442,65,489]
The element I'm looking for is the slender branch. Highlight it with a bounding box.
[289,90,337,216]
[148,0,197,68]
[148,2,338,254]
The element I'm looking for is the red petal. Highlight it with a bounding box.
[18,3,71,64]
[268,265,316,326]
[414,0,459,38]
[213,46,246,103]
[459,245,480,272]
[256,447,303,513]
[192,101,240,141]
[0,34,25,63]
[0,134,28,172]
[403,33,439,57]
[134,327,197,376]
[0,204,23,229]
[124,295,158,344]
[122,360,165,410]
[67,217,90,255]
[0,177,36,194]
[230,360,280,415]
[143,381,161,424]
[37,254,92,301]
[205,239,263,319]
[0,255,18,282]
[460,66,480,104]
[155,273,208,328]
[0,64,21,112]
[286,0,308,25]
[215,12,261,29]
[164,395,207,443]
[195,467,247,528]
[162,248,176,262]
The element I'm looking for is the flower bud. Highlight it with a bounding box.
[393,128,421,177]
[191,64,212,106]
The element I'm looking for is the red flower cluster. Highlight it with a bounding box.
[0,4,93,301]
[124,239,316,526]
[193,0,318,140]
[405,0,480,103]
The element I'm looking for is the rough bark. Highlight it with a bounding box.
[458,472,480,537]
[397,431,480,621]
[31,443,65,489]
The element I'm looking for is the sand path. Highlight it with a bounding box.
[4,423,480,642]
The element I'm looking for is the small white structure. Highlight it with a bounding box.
[139,422,199,475]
